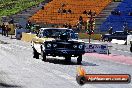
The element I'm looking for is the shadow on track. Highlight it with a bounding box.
[0,83,22,88]
[44,58,99,66]
[0,40,9,44]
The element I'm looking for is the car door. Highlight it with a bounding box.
[110,32,117,39]
[117,32,123,40]
[121,32,128,40]
[116,32,127,40]
[111,32,122,40]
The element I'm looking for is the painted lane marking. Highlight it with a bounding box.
[111,49,131,53]
[84,53,132,65]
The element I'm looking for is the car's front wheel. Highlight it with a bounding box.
[108,38,112,42]
[130,46,132,52]
[41,51,46,61]
[33,47,39,59]
[104,37,109,42]
[77,55,82,64]
[65,56,71,62]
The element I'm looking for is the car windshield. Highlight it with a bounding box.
[113,32,129,35]
[42,29,78,39]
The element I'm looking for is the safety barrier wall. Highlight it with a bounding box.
[79,33,102,40]
[85,42,108,54]
[21,33,36,42]
[30,0,112,26]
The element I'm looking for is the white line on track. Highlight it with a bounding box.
[52,69,96,88]
[0,43,31,51]
[111,49,131,53]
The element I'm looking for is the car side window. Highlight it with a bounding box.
[124,32,128,35]
[38,31,43,38]
[112,32,117,35]
[43,30,51,37]
[119,32,122,35]
[120,32,125,35]
[68,31,77,39]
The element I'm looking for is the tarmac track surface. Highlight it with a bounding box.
[0,35,132,88]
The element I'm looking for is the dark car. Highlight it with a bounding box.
[31,28,85,64]
[130,41,132,52]
[102,31,130,42]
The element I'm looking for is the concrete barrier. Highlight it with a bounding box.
[85,42,108,54]
[21,33,36,42]
[79,33,102,40]
[15,28,28,39]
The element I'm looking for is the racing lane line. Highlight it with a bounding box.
[111,49,131,53]
[0,45,12,50]
[12,44,31,50]
[84,53,132,65]
[0,43,31,52]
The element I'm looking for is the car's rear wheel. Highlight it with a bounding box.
[33,47,39,59]
[124,40,127,45]
[104,37,109,42]
[41,51,46,61]
[108,38,112,42]
[130,46,132,52]
[65,56,71,62]
[77,55,82,64]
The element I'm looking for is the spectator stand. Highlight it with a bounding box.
[100,0,132,32]
[29,0,112,29]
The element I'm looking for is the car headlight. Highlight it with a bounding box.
[78,45,83,49]
[53,44,57,47]
[47,43,52,48]
[73,45,78,49]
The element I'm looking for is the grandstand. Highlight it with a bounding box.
[3,0,131,33]
[100,0,132,32]
[29,0,112,27]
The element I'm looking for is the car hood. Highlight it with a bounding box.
[33,37,84,43]
[32,37,55,43]
[68,39,84,43]
[45,39,84,43]
[104,34,111,35]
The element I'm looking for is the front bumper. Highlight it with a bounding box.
[130,41,132,45]
[45,48,85,56]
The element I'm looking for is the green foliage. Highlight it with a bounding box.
[0,0,44,18]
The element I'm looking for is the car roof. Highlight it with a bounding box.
[40,28,72,30]
[115,31,124,32]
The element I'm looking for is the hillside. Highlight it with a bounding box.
[0,0,44,21]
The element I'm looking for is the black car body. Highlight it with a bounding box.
[130,41,132,52]
[102,31,130,42]
[32,28,85,64]
[44,40,85,57]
